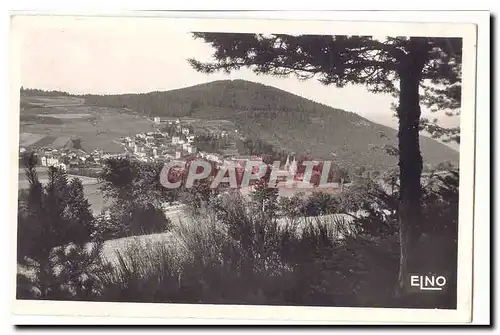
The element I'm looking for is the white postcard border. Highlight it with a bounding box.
[9,14,478,324]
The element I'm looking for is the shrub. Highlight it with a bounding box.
[94,204,174,240]
[97,157,178,239]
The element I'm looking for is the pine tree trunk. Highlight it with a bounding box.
[396,56,425,295]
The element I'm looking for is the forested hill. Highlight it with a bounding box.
[81,80,357,119]
[23,80,459,170]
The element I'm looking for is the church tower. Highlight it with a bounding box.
[289,156,298,176]
[284,154,291,170]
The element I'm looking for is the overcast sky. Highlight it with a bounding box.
[18,20,460,143]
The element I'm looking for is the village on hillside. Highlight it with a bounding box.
[19,114,356,198]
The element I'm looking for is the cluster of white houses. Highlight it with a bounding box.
[120,117,199,162]
[133,117,343,197]
[35,148,115,171]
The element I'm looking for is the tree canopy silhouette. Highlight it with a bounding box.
[188,33,462,294]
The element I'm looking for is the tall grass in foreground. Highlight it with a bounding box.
[98,238,184,303]
[95,197,456,308]
[96,199,375,306]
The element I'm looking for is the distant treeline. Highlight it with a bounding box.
[20,87,72,97]
[20,81,351,119]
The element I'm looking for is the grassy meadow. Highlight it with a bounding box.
[20,95,157,153]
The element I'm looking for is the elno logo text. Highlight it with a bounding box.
[410,275,447,291]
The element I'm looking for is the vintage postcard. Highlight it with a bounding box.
[10,13,478,324]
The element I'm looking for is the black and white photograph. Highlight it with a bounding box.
[10,14,479,323]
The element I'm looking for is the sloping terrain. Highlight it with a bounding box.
[22,80,459,170]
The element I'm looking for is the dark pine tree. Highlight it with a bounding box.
[65,178,96,243]
[17,153,104,300]
[188,33,462,294]
[99,158,177,237]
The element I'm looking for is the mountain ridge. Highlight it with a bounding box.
[21,80,459,170]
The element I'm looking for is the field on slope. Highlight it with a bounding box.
[19,95,157,153]
[82,80,459,171]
